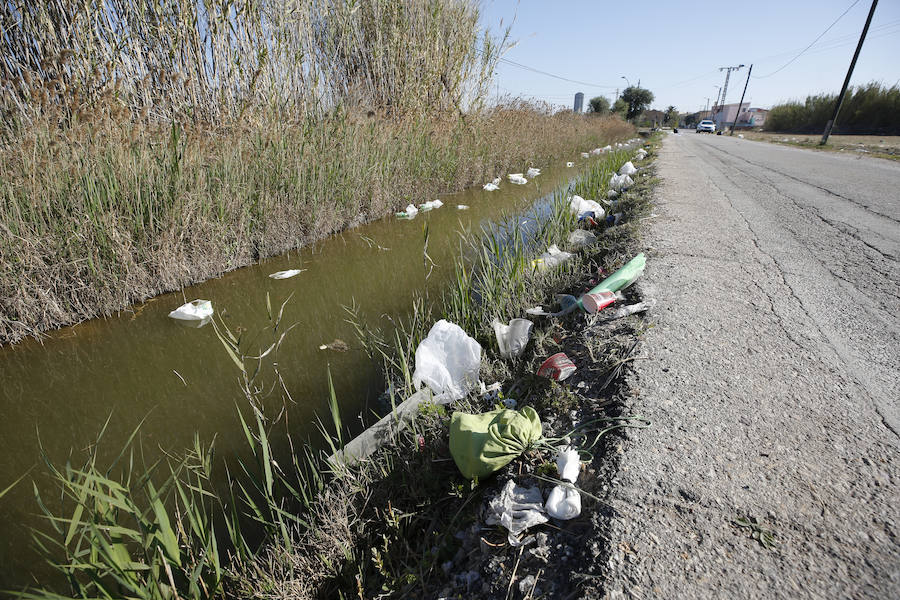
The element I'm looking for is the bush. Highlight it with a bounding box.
[764,82,900,134]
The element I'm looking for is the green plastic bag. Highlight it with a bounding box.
[449,407,542,480]
[589,252,645,295]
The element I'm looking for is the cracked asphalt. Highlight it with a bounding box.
[599,134,900,599]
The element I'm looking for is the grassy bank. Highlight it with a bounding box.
[14,141,660,599]
[0,106,631,345]
[0,0,633,345]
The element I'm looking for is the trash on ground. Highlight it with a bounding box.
[602,144,612,152]
[566,161,574,168]
[567,229,598,250]
[268,268,305,280]
[635,149,648,160]
[526,167,541,178]
[526,306,550,316]
[537,352,577,381]
[618,161,637,176]
[480,381,502,401]
[607,189,619,199]
[555,446,580,482]
[507,173,528,185]
[492,176,501,185]
[532,245,573,272]
[483,182,500,191]
[450,406,542,479]
[168,299,213,322]
[318,339,349,352]
[545,485,581,520]
[582,290,616,313]
[590,148,602,156]
[605,212,623,227]
[587,252,645,295]
[581,152,590,158]
[485,479,548,546]
[608,173,634,191]
[412,319,482,403]
[569,195,605,218]
[492,318,533,359]
[594,299,656,322]
[457,204,469,210]
[738,134,744,139]
[545,446,582,520]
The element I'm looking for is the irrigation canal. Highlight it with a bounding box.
[0,152,618,585]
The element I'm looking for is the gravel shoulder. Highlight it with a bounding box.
[598,134,900,599]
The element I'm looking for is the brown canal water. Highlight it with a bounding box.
[0,157,598,586]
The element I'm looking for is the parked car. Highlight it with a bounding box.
[696,119,716,133]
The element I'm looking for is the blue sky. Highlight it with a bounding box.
[479,0,900,112]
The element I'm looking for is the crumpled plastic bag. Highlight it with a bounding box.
[567,229,597,250]
[609,173,634,191]
[545,485,581,520]
[268,269,304,280]
[532,244,573,272]
[450,406,542,479]
[569,195,605,218]
[486,479,548,546]
[412,320,481,403]
[618,161,637,176]
[483,182,499,191]
[169,299,213,321]
[526,167,541,178]
[492,318,533,359]
[405,203,419,217]
[507,173,528,185]
[556,446,580,482]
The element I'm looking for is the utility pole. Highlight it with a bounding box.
[715,64,744,128]
[821,0,878,145]
[712,86,722,120]
[704,97,710,117]
[730,64,753,135]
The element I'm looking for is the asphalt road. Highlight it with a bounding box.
[599,133,900,599]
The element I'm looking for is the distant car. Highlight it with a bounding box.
[696,120,716,133]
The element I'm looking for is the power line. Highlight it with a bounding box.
[753,0,862,78]
[481,50,618,89]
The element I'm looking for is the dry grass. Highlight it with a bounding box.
[736,131,900,160]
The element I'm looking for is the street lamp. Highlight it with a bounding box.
[621,76,631,88]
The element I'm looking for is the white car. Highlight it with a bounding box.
[696,119,716,133]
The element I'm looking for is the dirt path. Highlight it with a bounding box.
[597,134,900,599]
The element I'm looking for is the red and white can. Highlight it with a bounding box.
[582,290,616,314]
[537,353,577,381]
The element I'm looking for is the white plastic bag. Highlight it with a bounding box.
[412,320,482,403]
[532,245,573,272]
[486,480,548,546]
[268,269,304,280]
[556,446,580,482]
[580,152,589,158]
[590,148,602,156]
[608,173,633,191]
[607,189,619,199]
[602,145,612,152]
[567,229,597,250]
[492,318,533,359]
[457,204,469,210]
[545,485,581,520]
[618,161,637,176]
[526,167,541,178]
[568,195,605,218]
[405,203,419,217]
[419,199,443,210]
[483,182,499,191]
[507,173,528,185]
[168,299,213,321]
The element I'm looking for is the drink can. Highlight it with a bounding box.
[582,290,616,314]
[537,352,577,381]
